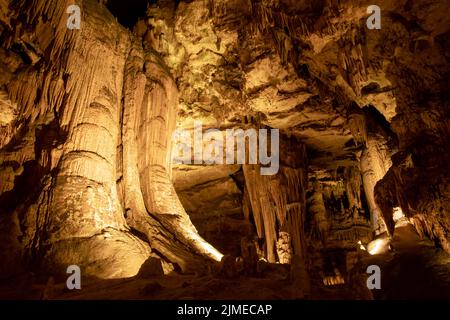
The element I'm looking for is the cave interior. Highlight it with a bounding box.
[0,0,449,300]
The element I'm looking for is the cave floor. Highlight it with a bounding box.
[0,226,448,300]
[362,224,450,299]
[0,272,362,300]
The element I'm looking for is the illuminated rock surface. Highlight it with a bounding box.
[0,0,448,299]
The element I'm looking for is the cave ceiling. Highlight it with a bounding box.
[120,0,446,174]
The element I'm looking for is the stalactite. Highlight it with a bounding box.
[283,167,307,203]
[248,1,312,41]
[410,214,450,254]
[242,187,252,222]
[242,165,265,239]
[243,140,308,263]
[268,177,287,227]
[337,25,368,97]
[243,167,288,263]
[344,166,362,210]
[308,188,329,245]
[282,166,307,259]
[5,0,78,127]
[286,202,306,260]
[272,29,294,66]
[347,111,368,146]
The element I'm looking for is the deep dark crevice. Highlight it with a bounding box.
[129,226,152,245]
[10,42,33,65]
[106,0,156,30]
[361,82,380,95]
[0,160,45,215]
[435,30,450,62]
[230,168,245,193]
[360,185,371,221]
[150,248,182,273]
[362,105,398,146]
[387,12,425,33]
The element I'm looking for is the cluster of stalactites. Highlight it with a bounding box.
[410,214,450,254]
[348,111,368,146]
[248,1,312,39]
[338,24,368,97]
[374,152,448,247]
[307,164,374,249]
[242,142,308,264]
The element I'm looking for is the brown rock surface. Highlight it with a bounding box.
[0,0,448,299]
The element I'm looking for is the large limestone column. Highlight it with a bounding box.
[360,137,391,235]
[121,43,223,272]
[0,0,222,278]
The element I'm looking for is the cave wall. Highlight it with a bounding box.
[0,0,448,281]
[0,0,223,278]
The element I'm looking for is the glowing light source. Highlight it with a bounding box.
[323,275,345,286]
[357,240,366,251]
[367,238,390,255]
[186,228,224,261]
[393,207,404,220]
[202,242,224,262]
[393,207,409,228]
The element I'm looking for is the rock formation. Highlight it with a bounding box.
[0,0,448,299]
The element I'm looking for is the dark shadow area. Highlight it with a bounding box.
[106,0,155,29]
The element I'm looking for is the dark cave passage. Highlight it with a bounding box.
[106,0,153,29]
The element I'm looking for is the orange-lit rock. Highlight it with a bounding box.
[0,0,448,300]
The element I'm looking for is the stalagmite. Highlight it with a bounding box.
[360,137,391,235]
[276,231,292,264]
[122,43,223,271]
[344,166,362,210]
